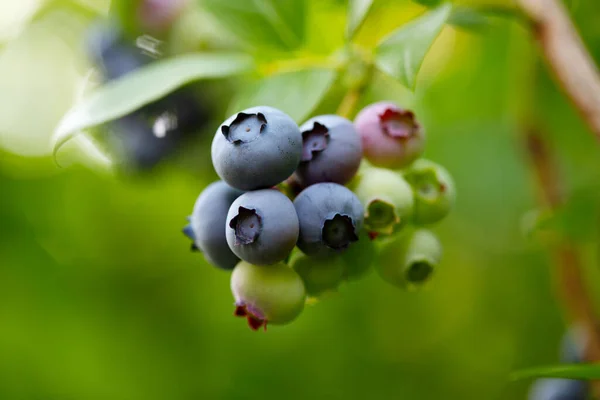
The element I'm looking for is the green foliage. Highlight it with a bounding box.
[228,68,337,122]
[53,53,253,154]
[374,3,452,89]
[346,0,374,39]
[447,7,490,32]
[512,364,600,381]
[4,1,600,399]
[201,0,306,51]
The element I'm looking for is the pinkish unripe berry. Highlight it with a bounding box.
[354,102,425,169]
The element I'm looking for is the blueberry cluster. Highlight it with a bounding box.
[528,330,589,400]
[184,102,456,330]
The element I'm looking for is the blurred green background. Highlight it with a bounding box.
[2,0,600,399]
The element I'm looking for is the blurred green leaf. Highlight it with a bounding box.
[201,0,306,51]
[447,5,524,32]
[550,185,600,241]
[53,53,253,155]
[448,7,490,32]
[512,364,600,381]
[228,68,337,123]
[346,0,374,40]
[413,0,442,6]
[374,3,452,89]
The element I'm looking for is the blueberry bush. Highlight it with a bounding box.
[2,0,600,399]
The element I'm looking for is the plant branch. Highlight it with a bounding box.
[518,0,600,139]
[336,89,362,119]
[524,129,600,395]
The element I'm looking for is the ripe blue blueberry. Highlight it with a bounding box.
[211,106,302,190]
[85,21,151,81]
[528,378,588,400]
[231,261,306,330]
[351,166,414,235]
[226,189,299,265]
[354,102,425,169]
[294,183,364,257]
[561,328,586,364]
[187,181,243,270]
[403,159,456,225]
[294,115,362,187]
[377,229,442,290]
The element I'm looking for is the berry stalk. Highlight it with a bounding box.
[524,128,600,396]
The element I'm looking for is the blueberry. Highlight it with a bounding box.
[354,102,425,169]
[211,106,303,190]
[188,181,243,270]
[403,159,456,225]
[528,378,588,400]
[231,261,306,330]
[561,328,586,364]
[226,189,299,265]
[291,252,345,297]
[108,113,179,170]
[376,229,442,290]
[85,21,152,81]
[294,115,362,187]
[294,183,364,257]
[351,166,414,235]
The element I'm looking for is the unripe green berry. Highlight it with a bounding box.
[291,253,345,297]
[403,159,456,225]
[231,261,306,330]
[351,166,414,235]
[340,229,377,281]
[376,229,442,290]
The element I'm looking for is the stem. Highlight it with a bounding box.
[336,89,362,119]
[518,0,600,139]
[524,129,600,395]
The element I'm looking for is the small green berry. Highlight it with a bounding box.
[404,159,456,225]
[340,230,376,281]
[351,166,414,235]
[291,253,345,297]
[231,261,306,330]
[376,229,442,290]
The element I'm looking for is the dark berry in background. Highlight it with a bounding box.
[85,20,213,171]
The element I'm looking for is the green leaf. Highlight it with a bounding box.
[511,364,600,381]
[201,0,306,51]
[550,185,600,241]
[53,53,253,155]
[448,7,490,32]
[413,0,442,6]
[228,68,337,123]
[374,3,452,89]
[346,0,375,40]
